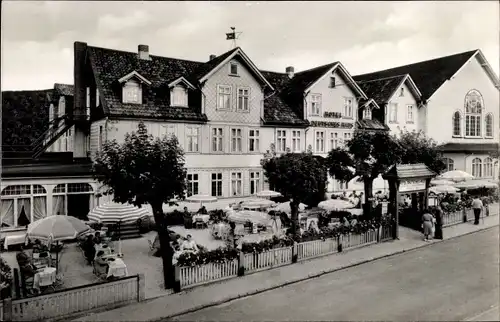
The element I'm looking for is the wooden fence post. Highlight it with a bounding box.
[3,298,13,322]
[137,273,146,302]
[292,242,298,263]
[173,266,181,293]
[237,251,245,276]
[337,234,343,252]
[462,208,467,223]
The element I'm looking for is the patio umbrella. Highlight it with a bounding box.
[255,190,282,198]
[429,185,459,194]
[227,210,271,226]
[317,199,356,211]
[431,179,455,186]
[88,202,152,224]
[454,179,498,189]
[240,199,276,209]
[271,201,307,214]
[27,215,91,241]
[438,170,474,182]
[185,194,218,203]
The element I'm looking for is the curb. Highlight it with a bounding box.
[151,224,498,321]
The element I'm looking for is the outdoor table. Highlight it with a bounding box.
[106,258,128,278]
[192,214,210,223]
[94,244,114,259]
[34,267,57,288]
[3,233,28,250]
[211,223,228,239]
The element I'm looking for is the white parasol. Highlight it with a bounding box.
[438,170,474,182]
[454,179,498,189]
[88,202,152,224]
[27,215,91,242]
[429,185,459,194]
[227,210,271,226]
[431,179,456,186]
[185,194,218,203]
[240,199,276,209]
[318,199,356,211]
[255,190,282,198]
[271,201,307,214]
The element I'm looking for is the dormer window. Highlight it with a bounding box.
[363,108,372,120]
[230,63,238,76]
[330,77,336,88]
[123,80,142,104]
[171,85,188,107]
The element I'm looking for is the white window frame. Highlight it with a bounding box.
[389,103,398,123]
[315,130,325,153]
[237,87,250,112]
[211,173,223,197]
[170,85,188,107]
[485,113,493,138]
[452,111,462,137]
[229,62,238,76]
[292,130,301,152]
[484,157,493,177]
[363,108,372,120]
[211,127,224,152]
[311,94,322,116]
[186,173,199,197]
[406,105,414,123]
[330,132,339,150]
[344,132,352,143]
[217,85,232,110]
[472,158,482,178]
[231,128,243,153]
[186,126,200,152]
[343,97,353,118]
[465,90,483,138]
[444,158,454,172]
[277,130,287,152]
[122,80,142,104]
[231,172,243,196]
[250,171,262,194]
[248,129,260,152]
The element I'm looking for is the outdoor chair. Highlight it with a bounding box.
[194,218,206,229]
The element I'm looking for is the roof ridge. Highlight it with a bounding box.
[2,88,53,93]
[295,62,338,75]
[356,74,407,83]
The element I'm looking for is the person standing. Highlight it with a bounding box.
[433,207,443,240]
[422,210,434,241]
[471,196,483,225]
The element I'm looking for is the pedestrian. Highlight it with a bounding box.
[433,206,443,240]
[422,210,434,241]
[471,196,483,225]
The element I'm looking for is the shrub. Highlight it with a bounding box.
[164,210,185,226]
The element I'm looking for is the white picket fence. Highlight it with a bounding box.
[243,246,293,273]
[297,238,338,261]
[344,230,378,249]
[179,259,238,288]
[442,211,463,227]
[380,225,393,241]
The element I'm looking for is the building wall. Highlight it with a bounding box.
[386,82,421,136]
[426,56,500,144]
[442,152,499,179]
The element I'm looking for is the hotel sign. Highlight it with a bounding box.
[310,121,354,129]
[323,111,342,119]
[399,179,426,193]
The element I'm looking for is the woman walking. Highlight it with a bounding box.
[422,210,434,241]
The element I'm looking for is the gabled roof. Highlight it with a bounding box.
[168,77,196,90]
[354,74,421,106]
[358,98,380,110]
[383,163,437,180]
[357,119,388,131]
[118,71,152,85]
[53,83,74,97]
[354,50,481,100]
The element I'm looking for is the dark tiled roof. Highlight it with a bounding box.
[356,119,389,131]
[53,83,74,97]
[2,161,93,178]
[438,143,499,153]
[2,89,53,147]
[384,163,437,179]
[354,50,477,100]
[353,75,405,106]
[88,46,207,122]
[286,63,338,95]
[189,47,240,83]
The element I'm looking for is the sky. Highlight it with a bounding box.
[1,1,499,90]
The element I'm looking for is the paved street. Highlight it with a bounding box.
[170,227,499,322]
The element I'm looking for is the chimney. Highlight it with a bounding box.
[74,41,88,120]
[286,66,294,79]
[138,44,150,60]
[209,54,217,61]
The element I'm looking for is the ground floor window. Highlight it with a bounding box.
[231,172,243,196]
[471,158,482,178]
[1,184,47,229]
[250,172,262,194]
[211,173,223,197]
[187,174,199,196]
[52,183,94,221]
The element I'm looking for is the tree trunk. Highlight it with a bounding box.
[290,199,300,239]
[363,178,374,219]
[151,202,174,289]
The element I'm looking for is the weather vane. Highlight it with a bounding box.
[226,27,242,49]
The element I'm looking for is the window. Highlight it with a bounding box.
[123,80,141,104]
[363,108,372,120]
[344,133,352,142]
[330,77,336,88]
[231,128,243,152]
[231,172,242,196]
[1,184,50,229]
[248,129,260,152]
[400,87,404,97]
[250,172,261,194]
[484,157,493,177]
[86,87,90,108]
[186,127,200,152]
[164,125,176,138]
[472,158,482,178]
[217,85,231,110]
[277,130,287,152]
[171,86,188,107]
[330,132,339,149]
[343,98,353,118]
[212,127,224,152]
[389,103,398,123]
[187,174,199,196]
[485,113,493,137]
[98,126,103,151]
[315,131,325,153]
[230,63,238,75]
[444,158,454,172]
[1,185,31,196]
[311,94,322,115]
[211,173,223,197]
[96,89,100,107]
[465,90,483,137]
[406,105,414,123]
[453,111,461,136]
[292,130,301,152]
[237,88,250,111]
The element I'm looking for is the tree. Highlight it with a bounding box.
[395,130,446,174]
[261,152,328,237]
[92,121,187,289]
[327,130,403,215]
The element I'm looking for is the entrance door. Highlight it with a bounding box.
[67,194,90,221]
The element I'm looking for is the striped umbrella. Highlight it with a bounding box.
[255,190,282,198]
[317,199,356,211]
[27,215,91,242]
[88,202,152,224]
[227,210,271,226]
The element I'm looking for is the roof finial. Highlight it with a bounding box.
[226,27,242,49]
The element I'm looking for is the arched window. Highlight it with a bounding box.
[484,157,493,177]
[465,90,483,137]
[1,184,47,229]
[485,113,493,137]
[443,158,455,172]
[52,183,94,218]
[472,158,482,178]
[452,111,461,136]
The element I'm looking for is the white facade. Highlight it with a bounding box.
[385,81,424,136]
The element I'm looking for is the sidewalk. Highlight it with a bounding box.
[74,213,499,322]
